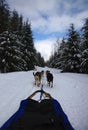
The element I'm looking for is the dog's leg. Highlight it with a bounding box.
[51,81,53,88]
[47,81,49,86]
[37,81,41,87]
[47,81,50,87]
[49,82,50,86]
[35,81,36,85]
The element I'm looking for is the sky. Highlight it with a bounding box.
[7,0,88,61]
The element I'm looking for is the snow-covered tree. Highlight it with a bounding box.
[10,10,19,32]
[0,31,26,72]
[0,0,10,33]
[46,39,61,68]
[22,21,36,70]
[0,0,45,73]
[80,18,88,73]
[55,38,67,70]
[60,24,81,72]
[36,52,45,67]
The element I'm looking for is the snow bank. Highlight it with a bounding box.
[0,66,88,130]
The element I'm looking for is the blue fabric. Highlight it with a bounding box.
[53,99,74,130]
[0,99,28,130]
[0,98,74,130]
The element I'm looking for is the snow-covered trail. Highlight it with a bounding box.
[0,66,88,130]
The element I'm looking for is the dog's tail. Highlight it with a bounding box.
[33,72,35,76]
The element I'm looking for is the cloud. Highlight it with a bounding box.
[8,0,88,36]
[8,0,88,34]
[8,0,88,60]
[34,38,56,61]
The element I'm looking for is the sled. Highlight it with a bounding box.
[0,89,74,130]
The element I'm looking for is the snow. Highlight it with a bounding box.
[0,66,88,130]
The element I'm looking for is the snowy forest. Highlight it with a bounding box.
[47,20,88,74]
[0,0,88,74]
[0,0,45,73]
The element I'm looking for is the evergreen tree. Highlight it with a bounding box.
[18,15,24,34]
[0,0,10,33]
[22,21,36,70]
[47,38,67,69]
[46,40,60,68]
[51,40,61,68]
[56,38,67,70]
[60,24,80,72]
[0,0,40,73]
[0,31,25,72]
[36,52,45,67]
[10,10,19,32]
[80,18,88,73]
[49,52,59,68]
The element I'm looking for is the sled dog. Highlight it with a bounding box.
[46,70,53,87]
[33,70,44,87]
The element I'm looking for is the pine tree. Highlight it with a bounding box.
[36,52,45,67]
[0,0,10,33]
[22,21,36,70]
[18,15,23,34]
[80,18,88,73]
[10,10,19,32]
[0,31,26,72]
[46,39,60,68]
[56,38,67,70]
[0,0,39,73]
[60,24,81,72]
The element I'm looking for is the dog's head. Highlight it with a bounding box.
[46,70,50,76]
[41,70,44,77]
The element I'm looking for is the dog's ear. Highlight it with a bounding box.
[41,70,44,74]
[33,72,35,76]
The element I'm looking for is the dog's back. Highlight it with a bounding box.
[47,73,53,82]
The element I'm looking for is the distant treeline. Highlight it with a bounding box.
[0,0,45,73]
[47,19,88,74]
